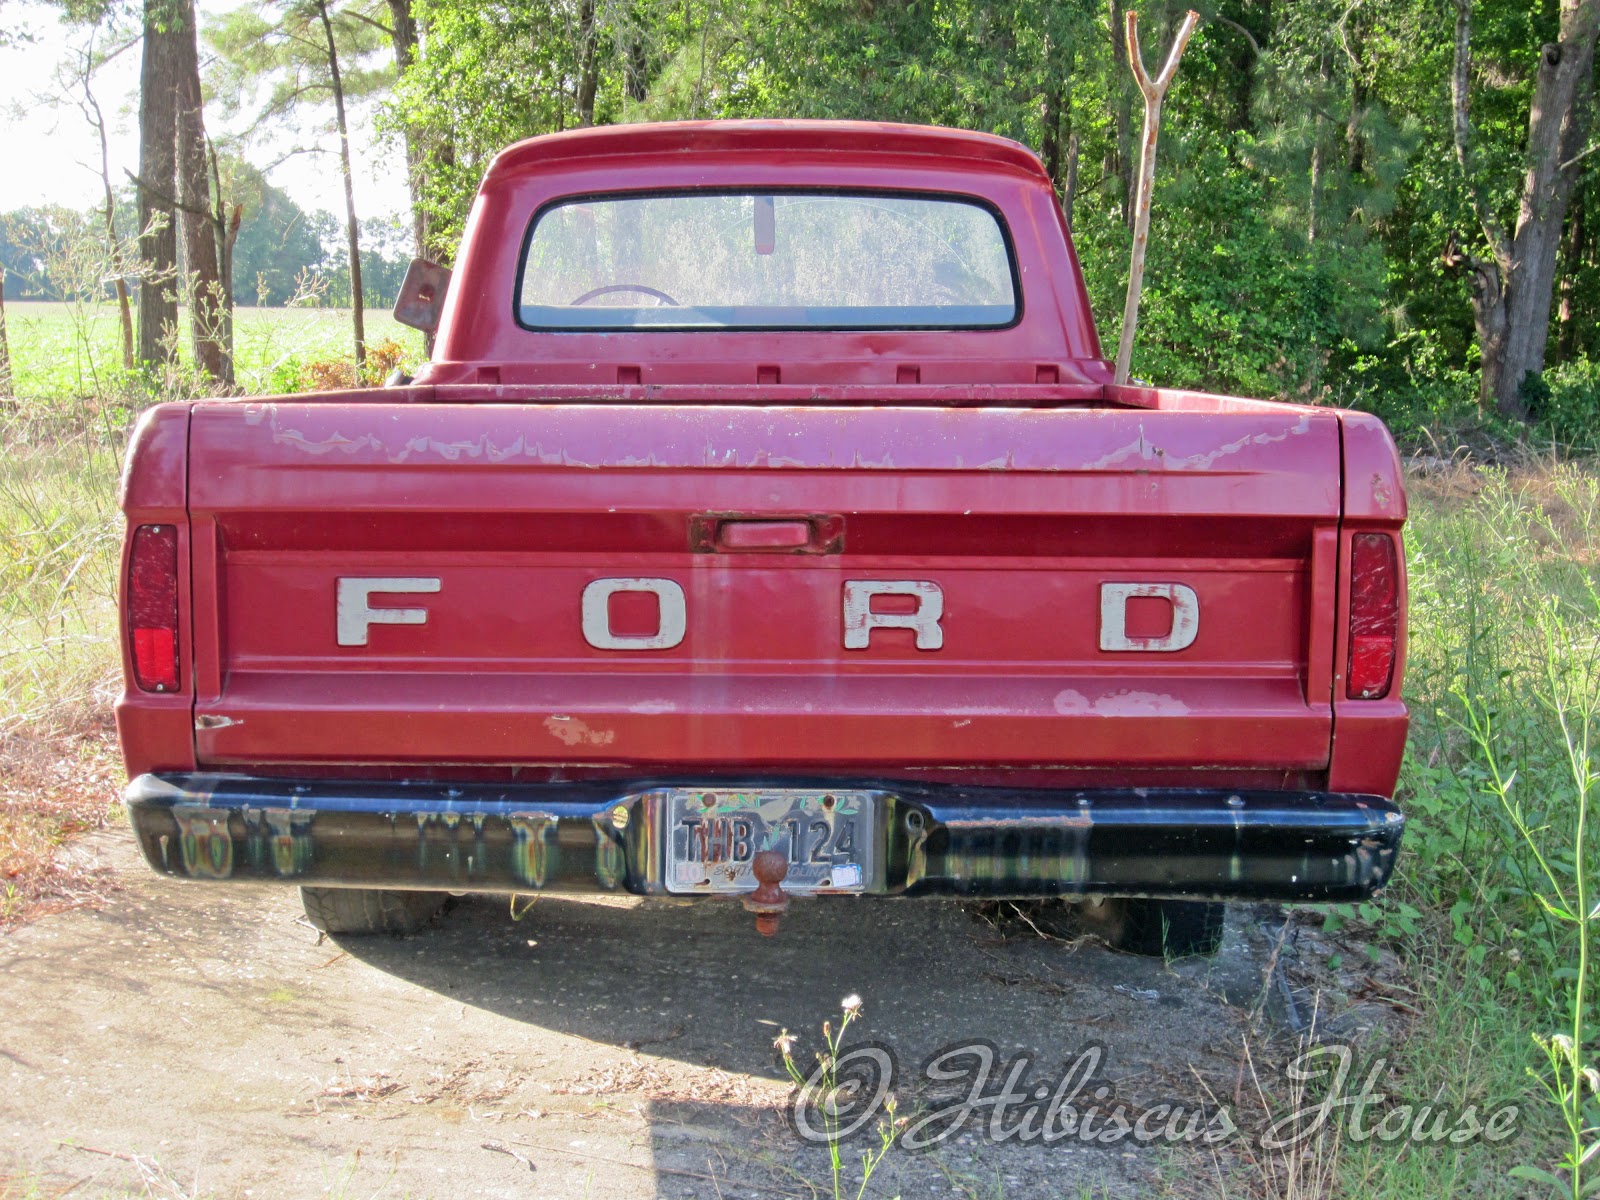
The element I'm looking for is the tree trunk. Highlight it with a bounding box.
[208,139,240,386]
[1063,130,1081,230]
[622,16,648,103]
[1453,0,1600,418]
[1558,173,1586,358]
[1041,75,1064,189]
[384,0,442,356]
[174,0,226,384]
[137,0,181,369]
[384,0,429,257]
[315,0,365,368]
[1115,9,1200,385]
[1345,20,1368,175]
[1309,57,1330,243]
[0,268,11,398]
[1108,0,1136,227]
[85,66,135,370]
[575,0,599,127]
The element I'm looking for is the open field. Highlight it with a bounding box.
[0,419,1594,1197]
[2,302,426,405]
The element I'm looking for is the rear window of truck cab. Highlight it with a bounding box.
[516,191,1019,331]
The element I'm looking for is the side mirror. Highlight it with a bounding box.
[393,258,452,334]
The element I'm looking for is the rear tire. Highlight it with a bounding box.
[300,886,447,935]
[1076,897,1226,957]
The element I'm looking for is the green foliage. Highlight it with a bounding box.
[206,0,393,129]
[223,163,329,306]
[1529,360,1600,454]
[366,0,1600,442]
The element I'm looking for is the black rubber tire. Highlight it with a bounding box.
[1079,897,1227,957]
[300,886,447,935]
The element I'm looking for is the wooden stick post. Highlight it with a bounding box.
[1114,9,1200,386]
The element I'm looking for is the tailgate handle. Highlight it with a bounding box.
[696,515,845,554]
[718,520,813,550]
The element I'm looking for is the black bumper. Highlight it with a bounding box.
[124,774,1404,902]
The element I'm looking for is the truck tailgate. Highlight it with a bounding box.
[185,401,1342,777]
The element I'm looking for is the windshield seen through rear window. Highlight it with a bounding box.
[517,191,1017,331]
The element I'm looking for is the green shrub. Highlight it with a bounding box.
[1528,360,1600,453]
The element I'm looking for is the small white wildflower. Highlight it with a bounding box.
[841,994,863,1015]
[1583,1067,1600,1094]
[773,1029,797,1057]
[1552,1034,1576,1056]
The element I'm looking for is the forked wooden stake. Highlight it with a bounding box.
[1114,9,1200,387]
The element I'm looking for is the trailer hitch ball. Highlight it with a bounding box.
[742,849,790,937]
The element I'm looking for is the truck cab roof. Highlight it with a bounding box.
[426,119,1107,388]
[483,120,1057,184]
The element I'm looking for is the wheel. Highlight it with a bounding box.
[299,886,447,935]
[1075,897,1226,957]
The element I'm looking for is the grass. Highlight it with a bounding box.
[2,301,426,408]
[0,299,422,927]
[0,420,123,926]
[1307,456,1600,1200]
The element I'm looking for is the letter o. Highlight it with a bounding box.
[581,578,686,650]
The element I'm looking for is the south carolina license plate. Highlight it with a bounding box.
[663,788,874,895]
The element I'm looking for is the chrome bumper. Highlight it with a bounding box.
[124,773,1404,902]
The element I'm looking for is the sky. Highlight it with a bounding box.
[0,0,411,222]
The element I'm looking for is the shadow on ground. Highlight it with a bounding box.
[0,831,1300,1199]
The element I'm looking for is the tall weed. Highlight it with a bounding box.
[0,420,123,731]
[1363,462,1600,1195]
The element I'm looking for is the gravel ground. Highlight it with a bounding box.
[0,827,1312,1199]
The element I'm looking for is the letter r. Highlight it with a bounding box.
[843,580,944,650]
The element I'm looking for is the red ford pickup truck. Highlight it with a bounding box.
[116,121,1407,956]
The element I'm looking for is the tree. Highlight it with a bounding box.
[135,0,226,382]
[53,28,138,370]
[137,0,180,368]
[385,0,713,255]
[376,0,1600,433]
[1451,0,1600,418]
[1113,9,1199,385]
[224,162,324,304]
[376,0,440,260]
[208,0,393,366]
[0,266,11,397]
[175,6,226,380]
[312,0,366,364]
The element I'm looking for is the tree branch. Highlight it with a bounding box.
[123,168,213,220]
[1126,8,1201,102]
[343,9,394,38]
[1209,14,1259,57]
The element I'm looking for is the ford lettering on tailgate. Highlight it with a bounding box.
[334,577,1201,652]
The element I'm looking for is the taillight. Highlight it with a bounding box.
[1347,532,1399,699]
[127,524,180,693]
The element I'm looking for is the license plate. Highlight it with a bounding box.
[663,788,874,895]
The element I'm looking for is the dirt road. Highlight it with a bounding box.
[0,827,1316,1199]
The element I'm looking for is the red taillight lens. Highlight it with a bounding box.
[1347,532,1399,699]
[128,524,180,693]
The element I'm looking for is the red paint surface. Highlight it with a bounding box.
[115,121,1408,801]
